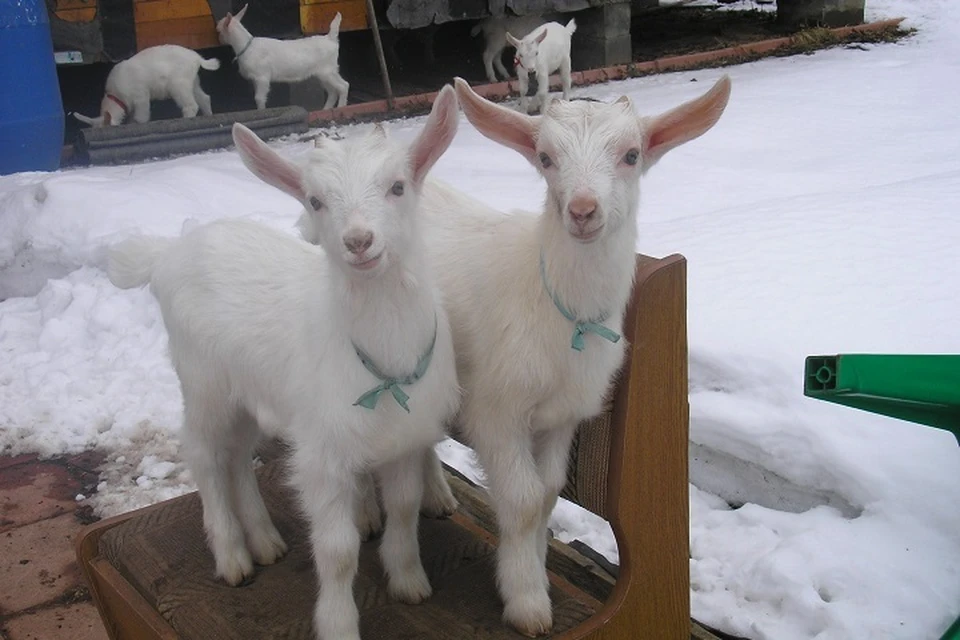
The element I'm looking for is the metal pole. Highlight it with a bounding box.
[364,0,395,110]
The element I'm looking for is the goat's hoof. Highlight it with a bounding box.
[357,512,384,542]
[217,551,255,587]
[250,531,288,565]
[389,569,432,604]
[420,492,458,519]
[503,594,553,637]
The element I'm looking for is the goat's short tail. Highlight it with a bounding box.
[200,57,221,71]
[565,18,577,35]
[72,111,103,127]
[328,12,342,39]
[470,22,482,37]
[107,235,176,289]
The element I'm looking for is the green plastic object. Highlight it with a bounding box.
[804,354,960,443]
[804,354,960,640]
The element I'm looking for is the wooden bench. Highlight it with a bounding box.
[76,253,721,639]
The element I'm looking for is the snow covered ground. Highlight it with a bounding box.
[1,0,958,638]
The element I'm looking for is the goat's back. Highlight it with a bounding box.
[241,35,340,82]
[106,45,206,98]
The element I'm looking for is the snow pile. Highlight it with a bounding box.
[1,1,959,638]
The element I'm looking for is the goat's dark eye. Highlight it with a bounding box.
[623,149,640,166]
[309,196,323,211]
[390,181,405,196]
[539,152,553,169]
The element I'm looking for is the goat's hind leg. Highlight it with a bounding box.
[559,57,572,102]
[419,445,458,518]
[171,81,201,118]
[229,410,287,566]
[180,391,254,586]
[193,77,213,116]
[377,450,432,604]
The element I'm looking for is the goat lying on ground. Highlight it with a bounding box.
[416,76,730,636]
[107,86,461,640]
[217,4,349,110]
[471,15,545,84]
[508,19,576,114]
[73,44,220,127]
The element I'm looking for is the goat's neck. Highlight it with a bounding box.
[538,192,637,324]
[329,240,437,368]
[225,22,254,51]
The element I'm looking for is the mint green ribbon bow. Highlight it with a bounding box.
[353,317,437,412]
[540,254,621,352]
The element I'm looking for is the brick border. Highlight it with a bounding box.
[307,16,906,125]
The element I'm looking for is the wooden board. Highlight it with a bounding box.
[300,0,368,33]
[55,0,97,23]
[133,0,219,51]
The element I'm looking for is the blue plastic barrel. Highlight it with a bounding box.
[0,0,65,175]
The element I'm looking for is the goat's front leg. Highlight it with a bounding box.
[132,98,151,124]
[535,65,551,114]
[419,445,458,518]
[293,456,362,640]
[532,423,578,567]
[559,57,572,102]
[377,451,432,604]
[516,69,531,114]
[472,423,552,636]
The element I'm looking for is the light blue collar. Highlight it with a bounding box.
[540,254,621,352]
[233,37,254,62]
[352,316,437,412]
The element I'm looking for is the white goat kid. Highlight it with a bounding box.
[73,44,220,127]
[107,86,462,640]
[217,4,349,110]
[508,19,576,114]
[415,76,733,636]
[471,15,545,84]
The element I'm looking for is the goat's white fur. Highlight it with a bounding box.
[73,45,220,127]
[315,76,731,636]
[217,4,349,111]
[470,15,545,84]
[107,87,462,640]
[507,19,576,114]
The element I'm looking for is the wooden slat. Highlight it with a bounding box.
[56,7,97,22]
[300,1,368,33]
[135,15,219,51]
[134,0,213,23]
[56,0,96,10]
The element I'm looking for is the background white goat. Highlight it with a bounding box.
[409,76,732,636]
[508,19,576,114]
[216,4,349,111]
[471,15,545,84]
[73,44,220,127]
[106,86,461,640]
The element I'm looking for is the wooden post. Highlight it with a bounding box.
[364,0,394,110]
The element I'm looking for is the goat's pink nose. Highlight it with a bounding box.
[344,230,374,254]
[568,194,598,222]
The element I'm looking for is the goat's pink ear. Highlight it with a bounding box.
[409,85,459,186]
[641,74,731,172]
[232,123,305,201]
[535,29,548,44]
[454,77,540,166]
[235,3,248,21]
